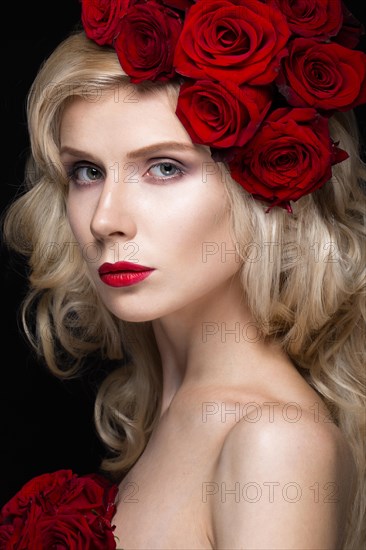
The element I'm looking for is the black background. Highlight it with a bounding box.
[1,1,365,507]
[1,1,104,507]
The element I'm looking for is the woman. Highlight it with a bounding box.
[1,0,365,548]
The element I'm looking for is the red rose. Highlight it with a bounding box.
[31,512,116,550]
[0,470,119,550]
[0,469,73,519]
[174,0,291,86]
[266,0,343,40]
[81,0,131,45]
[0,524,14,547]
[160,0,195,10]
[114,0,182,83]
[333,2,365,49]
[114,0,183,82]
[228,107,349,211]
[277,38,366,112]
[176,79,272,148]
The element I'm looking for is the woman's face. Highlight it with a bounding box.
[61,87,242,322]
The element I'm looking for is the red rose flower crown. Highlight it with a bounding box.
[81,0,366,212]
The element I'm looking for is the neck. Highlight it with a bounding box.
[151,274,288,415]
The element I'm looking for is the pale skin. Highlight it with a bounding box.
[61,88,355,549]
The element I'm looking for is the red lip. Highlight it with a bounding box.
[98,261,153,275]
[98,261,154,287]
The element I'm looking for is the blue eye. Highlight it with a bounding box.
[147,162,183,180]
[68,165,103,186]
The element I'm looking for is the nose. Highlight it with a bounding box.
[90,171,137,242]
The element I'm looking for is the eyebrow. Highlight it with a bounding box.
[126,141,198,160]
[59,141,198,160]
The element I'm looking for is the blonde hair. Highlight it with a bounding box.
[2,31,365,548]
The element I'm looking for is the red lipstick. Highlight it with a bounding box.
[98,261,154,287]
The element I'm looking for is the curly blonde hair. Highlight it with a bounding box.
[2,31,365,549]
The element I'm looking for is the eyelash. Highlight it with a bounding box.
[67,164,103,186]
[67,160,185,187]
[147,161,184,182]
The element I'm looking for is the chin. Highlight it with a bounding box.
[103,302,162,324]
[115,312,159,323]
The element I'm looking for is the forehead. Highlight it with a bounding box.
[60,88,192,150]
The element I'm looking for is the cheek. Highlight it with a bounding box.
[187,187,232,245]
[160,191,235,269]
[66,193,91,246]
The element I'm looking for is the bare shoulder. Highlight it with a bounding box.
[209,404,355,550]
[220,402,353,474]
